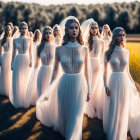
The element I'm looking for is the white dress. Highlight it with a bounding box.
[101,35,111,52]
[0,37,13,97]
[85,36,104,119]
[103,46,140,140]
[36,41,91,140]
[54,36,62,46]
[37,42,55,98]
[9,35,32,108]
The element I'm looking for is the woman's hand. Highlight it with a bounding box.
[29,61,32,67]
[105,87,110,96]
[87,93,90,102]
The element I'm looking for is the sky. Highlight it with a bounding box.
[1,0,139,5]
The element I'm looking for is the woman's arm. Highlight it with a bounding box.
[84,47,92,101]
[50,47,60,84]
[29,39,33,67]
[11,39,17,70]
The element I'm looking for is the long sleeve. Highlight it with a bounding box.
[84,46,92,94]
[103,55,108,88]
[29,39,33,63]
[50,47,60,83]
[11,39,17,67]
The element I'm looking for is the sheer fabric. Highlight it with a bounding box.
[9,35,32,108]
[101,35,111,52]
[85,36,104,119]
[103,46,140,140]
[24,42,55,108]
[36,41,91,140]
[0,37,13,97]
[54,36,62,46]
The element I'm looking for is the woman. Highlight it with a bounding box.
[0,25,13,97]
[53,24,62,46]
[9,22,32,108]
[36,26,55,97]
[103,27,140,140]
[36,18,91,140]
[101,24,112,51]
[24,29,42,108]
[32,29,41,67]
[85,21,104,119]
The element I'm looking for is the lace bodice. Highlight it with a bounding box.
[102,35,111,51]
[90,36,104,58]
[14,36,31,54]
[54,36,62,46]
[11,35,32,65]
[104,46,134,85]
[39,42,55,66]
[0,37,13,56]
[51,41,91,93]
[110,46,129,72]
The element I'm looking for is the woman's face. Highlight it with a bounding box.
[20,25,28,35]
[5,27,11,35]
[54,29,60,36]
[103,25,109,34]
[117,31,125,45]
[44,29,53,42]
[67,22,79,38]
[90,23,98,36]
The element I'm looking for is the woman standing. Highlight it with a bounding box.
[85,21,104,119]
[9,22,32,108]
[103,27,140,140]
[101,24,112,51]
[53,24,62,46]
[36,26,55,97]
[24,29,42,108]
[36,18,91,140]
[0,25,13,97]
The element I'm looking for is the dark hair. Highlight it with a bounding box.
[37,26,53,57]
[33,29,41,42]
[1,25,12,46]
[62,19,84,45]
[87,21,101,52]
[106,27,126,62]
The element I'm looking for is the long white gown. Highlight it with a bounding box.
[36,41,91,140]
[9,35,32,108]
[103,46,140,140]
[85,36,104,119]
[37,42,55,98]
[24,41,41,108]
[0,37,13,97]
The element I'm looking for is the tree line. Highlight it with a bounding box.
[0,1,140,33]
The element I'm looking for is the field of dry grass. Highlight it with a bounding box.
[0,42,140,140]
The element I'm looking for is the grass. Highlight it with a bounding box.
[126,42,140,91]
[0,42,140,140]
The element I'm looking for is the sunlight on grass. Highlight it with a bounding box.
[27,131,43,140]
[1,99,9,104]
[10,112,23,121]
[126,42,140,85]
[0,107,36,135]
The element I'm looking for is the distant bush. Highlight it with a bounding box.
[0,1,140,33]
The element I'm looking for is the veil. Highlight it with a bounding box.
[59,16,78,37]
[81,18,95,43]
